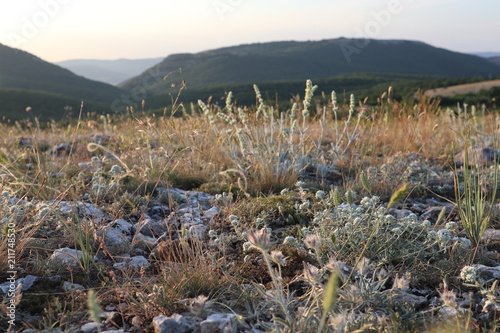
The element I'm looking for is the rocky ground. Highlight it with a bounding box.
[0,138,499,332]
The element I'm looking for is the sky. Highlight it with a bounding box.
[0,0,499,62]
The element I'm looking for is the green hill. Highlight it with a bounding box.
[0,88,110,123]
[119,38,500,101]
[142,73,497,113]
[0,43,125,119]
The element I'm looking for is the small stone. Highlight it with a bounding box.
[152,313,199,333]
[481,228,500,244]
[103,227,131,247]
[19,275,38,291]
[475,264,500,283]
[113,219,133,233]
[62,281,85,292]
[204,206,220,219]
[51,172,65,178]
[138,219,168,238]
[134,233,158,249]
[81,322,100,333]
[386,208,413,219]
[189,224,208,240]
[200,313,238,333]
[148,206,172,220]
[50,248,84,267]
[0,275,38,293]
[50,142,72,156]
[91,134,111,145]
[113,256,150,270]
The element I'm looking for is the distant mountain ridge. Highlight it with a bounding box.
[56,57,164,85]
[472,52,500,58]
[119,38,500,97]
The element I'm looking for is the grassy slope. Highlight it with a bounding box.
[119,38,500,96]
[0,88,110,122]
[0,43,124,102]
[0,43,125,117]
[424,79,500,98]
[142,74,500,112]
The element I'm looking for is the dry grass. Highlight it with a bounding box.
[425,79,500,98]
[0,84,499,332]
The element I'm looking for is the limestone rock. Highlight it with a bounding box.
[138,219,169,238]
[62,281,85,292]
[481,228,500,244]
[200,313,238,333]
[50,248,84,267]
[204,206,220,219]
[153,313,200,333]
[0,275,38,293]
[113,255,150,270]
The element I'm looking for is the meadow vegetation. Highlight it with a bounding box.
[0,81,499,332]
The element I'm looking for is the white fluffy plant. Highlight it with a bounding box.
[200,80,366,193]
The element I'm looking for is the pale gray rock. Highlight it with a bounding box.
[58,201,105,223]
[387,208,413,219]
[113,255,150,270]
[481,228,500,244]
[103,219,133,246]
[133,232,158,248]
[62,281,85,292]
[204,206,220,219]
[76,201,106,222]
[103,227,131,247]
[474,264,500,283]
[50,248,84,267]
[50,142,72,156]
[90,134,111,145]
[148,205,172,220]
[200,313,238,333]
[153,313,200,333]
[189,224,208,240]
[81,322,100,333]
[138,219,169,238]
[112,219,133,233]
[0,275,38,293]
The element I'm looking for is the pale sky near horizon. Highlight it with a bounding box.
[0,0,499,62]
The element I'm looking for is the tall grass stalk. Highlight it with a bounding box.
[454,135,498,257]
